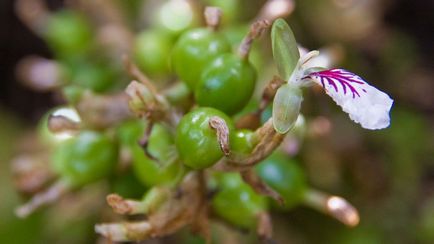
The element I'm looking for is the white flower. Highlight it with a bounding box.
[302,68,394,130]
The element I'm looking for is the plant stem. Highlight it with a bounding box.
[303,189,360,227]
[238,20,270,60]
[214,118,286,171]
[15,180,69,218]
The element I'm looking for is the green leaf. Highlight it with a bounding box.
[271,19,300,81]
[272,84,303,134]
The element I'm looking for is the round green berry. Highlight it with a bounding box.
[45,10,92,59]
[175,107,234,169]
[232,129,256,154]
[255,152,307,209]
[212,172,267,229]
[171,28,231,89]
[195,53,256,115]
[52,131,117,187]
[131,123,183,187]
[134,30,173,78]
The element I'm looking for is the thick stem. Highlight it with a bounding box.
[213,118,285,171]
[238,20,270,60]
[107,187,169,215]
[241,169,284,204]
[107,194,145,215]
[15,180,69,218]
[303,189,360,227]
[95,221,153,242]
[97,172,205,242]
[235,111,262,130]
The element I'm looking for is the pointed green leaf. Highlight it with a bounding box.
[272,84,303,134]
[271,19,300,81]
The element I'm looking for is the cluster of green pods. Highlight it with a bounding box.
[14,1,360,242]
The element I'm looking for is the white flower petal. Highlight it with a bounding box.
[305,69,393,130]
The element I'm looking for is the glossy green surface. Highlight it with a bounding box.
[134,30,173,78]
[171,28,231,89]
[232,129,255,155]
[131,124,183,187]
[52,131,117,187]
[212,173,267,228]
[175,107,234,169]
[45,10,92,59]
[255,152,307,209]
[195,54,256,115]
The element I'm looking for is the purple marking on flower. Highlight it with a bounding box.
[304,69,366,99]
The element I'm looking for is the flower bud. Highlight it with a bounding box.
[125,81,154,117]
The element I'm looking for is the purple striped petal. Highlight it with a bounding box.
[304,69,393,130]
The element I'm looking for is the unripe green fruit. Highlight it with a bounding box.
[232,129,255,154]
[45,10,92,59]
[52,131,117,187]
[153,0,198,36]
[134,30,173,78]
[131,123,183,187]
[212,173,267,229]
[69,61,117,93]
[171,28,231,89]
[195,54,256,115]
[116,119,146,146]
[175,107,234,169]
[255,152,307,209]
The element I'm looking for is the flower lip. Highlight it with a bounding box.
[305,69,366,99]
[302,68,394,130]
